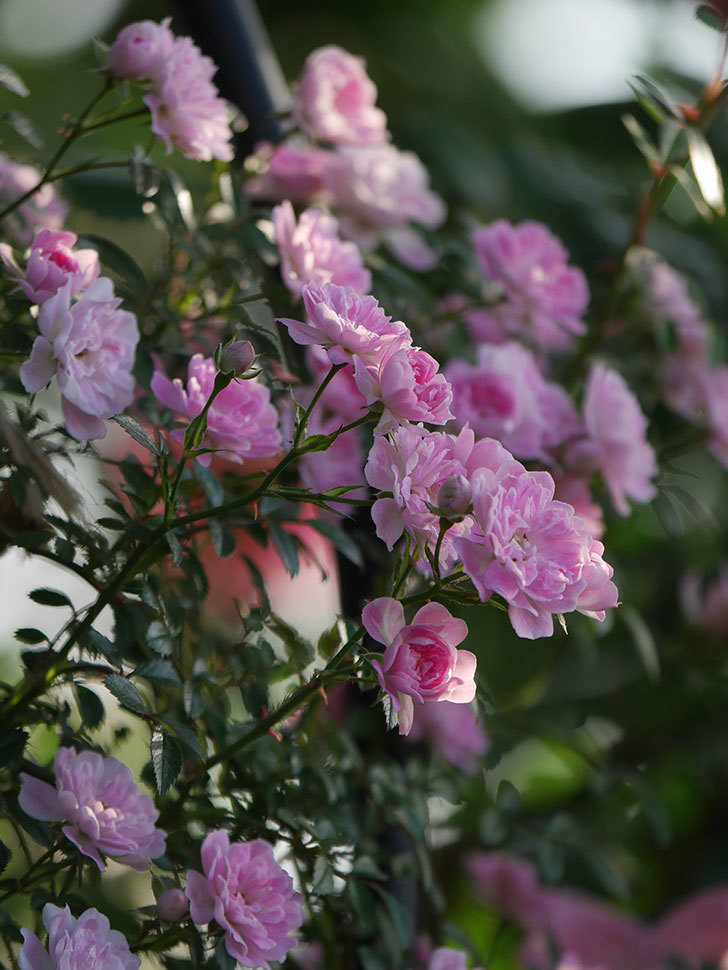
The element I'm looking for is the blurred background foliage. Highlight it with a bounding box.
[2,1,728,967]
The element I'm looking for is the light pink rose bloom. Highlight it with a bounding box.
[362,597,476,735]
[298,345,367,421]
[445,342,579,461]
[704,365,728,468]
[278,280,409,364]
[157,887,189,922]
[0,150,68,245]
[649,886,728,969]
[647,260,709,360]
[407,700,488,773]
[328,143,446,270]
[294,45,388,146]
[19,904,140,970]
[0,229,99,304]
[569,363,657,516]
[272,200,371,300]
[468,852,545,927]
[353,337,453,434]
[18,746,166,871]
[429,947,484,970]
[472,220,588,351]
[144,34,233,162]
[185,830,304,969]
[106,17,175,83]
[365,425,478,572]
[151,353,281,465]
[19,277,139,441]
[660,352,710,425]
[553,473,605,540]
[245,140,335,204]
[455,460,618,638]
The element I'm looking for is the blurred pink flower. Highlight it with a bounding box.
[278,281,408,364]
[18,747,165,871]
[570,363,657,516]
[353,337,453,434]
[245,140,334,204]
[106,17,174,83]
[157,888,189,922]
[407,700,488,773]
[0,229,99,304]
[19,904,140,970]
[185,830,304,969]
[681,565,728,637]
[362,597,476,735]
[0,150,68,246]
[293,45,388,146]
[467,851,544,926]
[705,365,728,468]
[272,200,371,300]
[429,947,484,970]
[456,461,618,638]
[151,353,281,465]
[19,277,139,441]
[445,342,580,461]
[647,260,709,360]
[472,220,588,351]
[552,473,605,540]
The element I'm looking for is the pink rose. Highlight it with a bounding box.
[293,45,389,146]
[407,699,488,773]
[0,150,68,245]
[362,597,476,735]
[472,220,588,351]
[185,830,304,969]
[272,200,371,301]
[467,851,544,927]
[19,277,139,441]
[151,353,281,465]
[106,17,175,83]
[0,228,99,304]
[19,904,140,970]
[245,139,335,205]
[18,747,166,871]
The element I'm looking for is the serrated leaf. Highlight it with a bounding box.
[166,530,184,567]
[29,587,72,608]
[74,685,105,729]
[134,658,180,687]
[312,855,335,895]
[15,627,48,645]
[0,64,28,97]
[104,674,148,715]
[268,521,299,578]
[76,233,147,290]
[159,714,204,759]
[87,628,118,664]
[305,518,363,568]
[111,414,160,454]
[146,620,174,656]
[150,726,182,795]
[686,127,725,214]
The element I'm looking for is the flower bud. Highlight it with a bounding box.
[217,339,255,376]
[157,887,188,922]
[437,474,472,518]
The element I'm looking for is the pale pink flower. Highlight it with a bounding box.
[429,947,484,970]
[294,45,388,146]
[353,337,453,434]
[328,143,445,269]
[681,566,728,637]
[647,260,709,359]
[445,342,579,461]
[185,830,304,969]
[19,278,139,441]
[704,365,728,468]
[18,746,166,871]
[407,700,488,773]
[467,851,544,927]
[145,34,233,162]
[472,220,588,351]
[298,345,367,421]
[19,904,140,970]
[106,17,175,84]
[362,597,476,735]
[571,363,658,516]
[651,886,728,969]
[245,140,334,204]
[157,888,189,922]
[0,229,99,304]
[278,281,409,364]
[0,151,68,246]
[455,461,618,638]
[151,353,281,465]
[660,352,710,425]
[272,200,371,300]
[365,425,478,572]
[553,473,605,540]
[218,338,256,376]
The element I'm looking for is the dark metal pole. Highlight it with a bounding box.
[167,0,292,158]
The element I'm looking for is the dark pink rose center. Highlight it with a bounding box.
[470,377,514,419]
[48,250,78,273]
[406,634,451,691]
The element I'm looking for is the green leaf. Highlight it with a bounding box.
[14,627,48,645]
[312,855,335,895]
[304,518,363,568]
[268,613,313,667]
[29,587,72,608]
[111,414,160,455]
[76,233,147,290]
[134,659,181,687]
[696,3,728,31]
[166,530,184,567]
[209,519,237,558]
[317,621,342,661]
[622,113,660,168]
[496,779,523,815]
[0,838,11,877]
[268,521,299,578]
[75,685,106,729]
[158,714,204,759]
[622,606,660,682]
[0,728,27,767]
[104,674,148,715]
[146,620,174,656]
[150,726,182,795]
[3,111,42,148]
[0,64,28,97]
[86,629,118,664]
[686,127,725,214]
